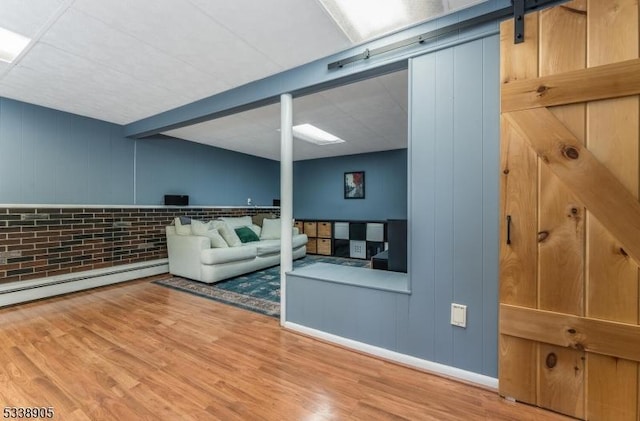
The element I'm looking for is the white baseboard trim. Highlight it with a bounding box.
[0,259,168,307]
[283,321,498,391]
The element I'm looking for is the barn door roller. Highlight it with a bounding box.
[513,0,525,44]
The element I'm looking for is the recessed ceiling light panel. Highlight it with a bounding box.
[319,0,486,43]
[292,124,345,146]
[0,27,31,63]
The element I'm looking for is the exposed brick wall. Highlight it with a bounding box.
[0,206,278,284]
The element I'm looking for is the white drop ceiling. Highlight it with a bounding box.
[0,0,481,160]
[165,70,408,161]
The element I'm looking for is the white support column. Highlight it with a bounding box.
[280,93,293,326]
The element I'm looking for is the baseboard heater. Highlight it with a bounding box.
[0,260,168,307]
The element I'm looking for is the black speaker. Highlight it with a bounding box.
[164,195,189,206]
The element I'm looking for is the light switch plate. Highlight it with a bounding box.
[451,303,467,328]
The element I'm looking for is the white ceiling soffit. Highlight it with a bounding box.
[164,69,408,162]
[0,0,351,125]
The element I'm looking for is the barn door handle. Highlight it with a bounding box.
[506,215,512,245]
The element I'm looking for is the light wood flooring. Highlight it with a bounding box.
[0,276,571,420]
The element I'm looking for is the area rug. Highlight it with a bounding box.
[152,255,370,317]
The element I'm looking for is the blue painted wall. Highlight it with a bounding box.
[135,136,279,206]
[293,149,407,220]
[408,35,500,376]
[0,97,279,205]
[0,97,134,204]
[287,33,500,378]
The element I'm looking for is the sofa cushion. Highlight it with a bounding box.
[207,229,229,248]
[220,216,253,228]
[235,226,260,243]
[188,219,228,248]
[190,219,213,235]
[292,234,308,249]
[250,224,261,236]
[255,235,308,256]
[217,222,242,247]
[201,245,257,265]
[174,217,192,235]
[260,218,281,240]
[256,240,281,256]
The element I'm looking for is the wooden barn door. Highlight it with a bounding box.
[499,0,640,419]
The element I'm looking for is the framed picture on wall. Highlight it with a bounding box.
[344,171,365,199]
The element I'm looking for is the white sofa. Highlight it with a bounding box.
[166,216,308,283]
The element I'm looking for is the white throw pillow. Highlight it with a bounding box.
[260,218,281,240]
[217,222,242,247]
[174,217,192,235]
[206,228,229,248]
[250,224,261,236]
[190,219,213,236]
[219,216,253,229]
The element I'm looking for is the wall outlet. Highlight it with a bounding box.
[451,303,467,328]
[247,197,252,206]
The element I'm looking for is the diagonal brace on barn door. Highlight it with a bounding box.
[504,107,640,268]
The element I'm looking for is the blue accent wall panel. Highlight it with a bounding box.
[286,277,400,350]
[58,115,88,204]
[135,136,279,206]
[481,36,500,376]
[0,97,278,206]
[30,105,57,204]
[451,39,485,373]
[87,120,114,204]
[293,149,407,221]
[286,33,501,378]
[109,126,135,205]
[406,52,437,361]
[0,98,22,200]
[433,46,455,366]
[0,97,134,204]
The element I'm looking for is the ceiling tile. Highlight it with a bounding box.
[39,8,230,102]
[73,0,283,87]
[188,0,351,69]
[1,43,194,123]
[0,0,63,38]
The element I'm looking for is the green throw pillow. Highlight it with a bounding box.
[235,226,260,243]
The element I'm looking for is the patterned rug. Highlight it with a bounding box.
[153,255,370,317]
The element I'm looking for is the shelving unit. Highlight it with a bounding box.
[296,219,389,259]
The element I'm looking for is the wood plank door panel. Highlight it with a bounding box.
[498,14,539,405]
[499,1,640,419]
[538,0,586,317]
[585,1,640,419]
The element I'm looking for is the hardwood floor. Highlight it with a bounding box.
[0,277,570,420]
